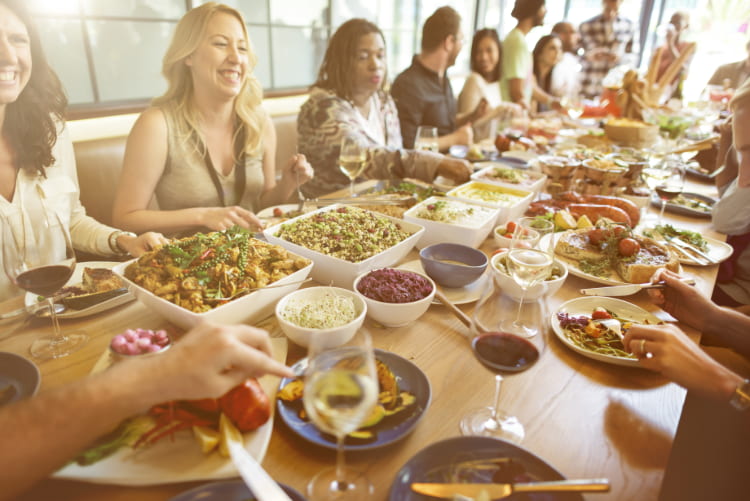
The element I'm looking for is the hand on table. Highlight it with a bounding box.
[118,232,169,257]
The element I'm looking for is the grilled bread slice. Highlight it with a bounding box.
[82,267,123,293]
[554,229,606,262]
[614,237,680,283]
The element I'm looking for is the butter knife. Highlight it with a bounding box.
[411,478,610,499]
[227,440,292,501]
[663,235,717,264]
[581,278,696,297]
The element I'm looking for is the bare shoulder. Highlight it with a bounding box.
[132,107,168,136]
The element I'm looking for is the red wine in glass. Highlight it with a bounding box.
[16,264,75,297]
[655,185,682,201]
[472,332,540,373]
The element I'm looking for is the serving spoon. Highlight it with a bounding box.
[204,278,313,305]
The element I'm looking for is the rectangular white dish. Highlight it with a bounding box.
[471,162,547,195]
[446,181,534,226]
[263,204,424,288]
[403,196,499,249]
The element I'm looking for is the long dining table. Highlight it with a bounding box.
[0,175,726,501]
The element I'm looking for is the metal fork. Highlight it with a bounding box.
[294,147,306,212]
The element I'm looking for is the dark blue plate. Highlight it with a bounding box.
[168,479,305,501]
[277,349,431,451]
[650,191,715,218]
[0,352,40,406]
[388,436,584,500]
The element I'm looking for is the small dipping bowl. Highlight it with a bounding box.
[353,268,436,327]
[109,328,172,361]
[419,243,488,288]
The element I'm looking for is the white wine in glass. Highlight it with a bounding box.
[414,126,439,152]
[338,136,367,196]
[303,329,378,499]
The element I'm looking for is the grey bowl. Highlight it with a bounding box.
[419,243,488,288]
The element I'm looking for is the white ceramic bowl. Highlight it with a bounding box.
[275,286,366,348]
[493,225,515,249]
[445,181,533,227]
[490,251,568,302]
[471,163,547,195]
[113,256,313,330]
[403,196,499,249]
[264,204,424,288]
[353,268,436,327]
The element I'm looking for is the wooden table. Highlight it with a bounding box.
[1,178,723,501]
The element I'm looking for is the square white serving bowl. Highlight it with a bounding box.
[113,255,313,329]
[403,196,499,249]
[471,162,547,195]
[263,204,424,288]
[446,181,534,227]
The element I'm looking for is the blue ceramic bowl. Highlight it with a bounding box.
[419,243,488,288]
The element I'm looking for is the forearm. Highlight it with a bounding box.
[113,207,209,234]
[508,79,525,105]
[705,306,750,358]
[260,180,295,208]
[0,362,159,500]
[437,133,458,152]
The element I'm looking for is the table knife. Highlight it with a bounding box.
[411,478,610,499]
[664,235,717,264]
[227,440,292,501]
[580,278,695,297]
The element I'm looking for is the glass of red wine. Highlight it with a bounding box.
[655,156,685,225]
[459,280,544,444]
[1,207,87,359]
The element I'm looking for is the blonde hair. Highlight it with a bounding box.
[730,77,750,111]
[153,2,266,158]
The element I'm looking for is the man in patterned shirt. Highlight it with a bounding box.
[579,0,637,99]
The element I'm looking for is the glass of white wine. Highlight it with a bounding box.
[561,95,584,120]
[303,329,378,500]
[338,136,367,196]
[414,126,438,152]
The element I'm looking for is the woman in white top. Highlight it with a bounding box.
[0,0,164,301]
[113,3,313,237]
[458,29,521,141]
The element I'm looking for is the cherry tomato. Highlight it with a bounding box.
[611,225,627,237]
[492,248,508,256]
[506,221,517,234]
[588,228,605,246]
[592,308,612,320]
[618,237,641,257]
[272,207,283,217]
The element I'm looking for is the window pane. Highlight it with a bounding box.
[36,19,94,105]
[81,0,185,19]
[383,29,416,78]
[212,0,270,24]
[269,0,328,27]
[87,20,173,101]
[271,26,325,88]
[331,0,377,27]
[248,25,272,89]
[27,0,80,16]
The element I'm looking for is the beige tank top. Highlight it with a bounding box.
[155,106,264,214]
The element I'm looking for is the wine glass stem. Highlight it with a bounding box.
[514,288,527,326]
[334,434,347,491]
[46,297,65,344]
[349,179,355,197]
[490,374,504,421]
[658,199,667,225]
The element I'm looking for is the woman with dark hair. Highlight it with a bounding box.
[458,29,522,141]
[297,18,470,198]
[532,34,563,112]
[0,0,165,301]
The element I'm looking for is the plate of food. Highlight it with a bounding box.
[449,144,499,162]
[649,192,715,218]
[257,204,314,227]
[640,225,733,266]
[543,227,680,286]
[551,297,662,367]
[276,349,431,451]
[388,436,583,500]
[168,479,306,501]
[24,261,134,319]
[54,338,287,485]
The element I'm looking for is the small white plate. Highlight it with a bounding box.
[551,297,662,367]
[24,261,134,319]
[397,259,488,305]
[256,204,313,227]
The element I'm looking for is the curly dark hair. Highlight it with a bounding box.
[470,28,502,83]
[2,0,67,176]
[313,18,386,102]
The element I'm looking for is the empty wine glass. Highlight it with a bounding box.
[1,207,87,359]
[303,329,378,499]
[414,126,438,152]
[460,279,544,443]
[655,156,686,225]
[338,136,367,196]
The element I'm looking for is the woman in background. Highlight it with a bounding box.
[113,2,312,237]
[532,34,563,113]
[0,0,164,301]
[297,18,470,198]
[458,28,521,141]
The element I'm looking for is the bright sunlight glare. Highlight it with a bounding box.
[29,0,79,16]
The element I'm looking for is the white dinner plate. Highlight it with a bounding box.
[397,259,488,305]
[24,261,134,319]
[256,204,314,227]
[53,338,286,485]
[551,297,662,367]
[540,233,626,286]
[638,227,733,266]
